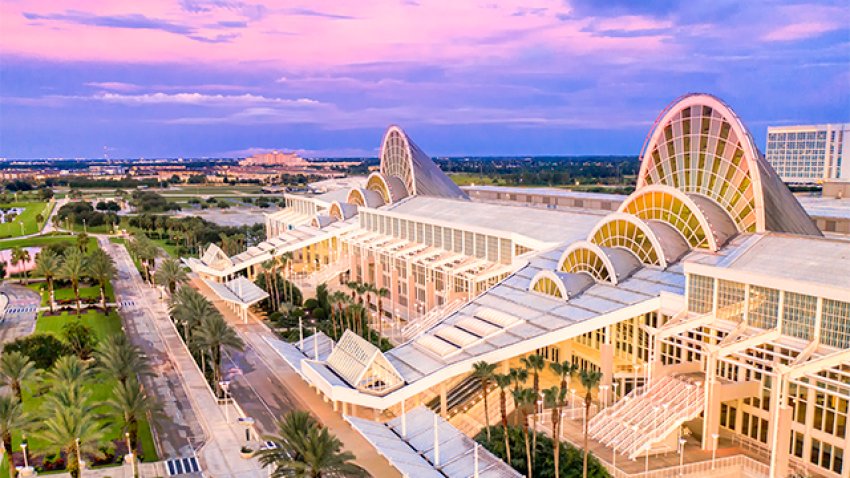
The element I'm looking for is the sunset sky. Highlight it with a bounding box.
[1,0,848,158]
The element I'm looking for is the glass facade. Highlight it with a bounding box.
[766,125,848,183]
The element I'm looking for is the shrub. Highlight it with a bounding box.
[4,334,71,369]
[62,321,98,359]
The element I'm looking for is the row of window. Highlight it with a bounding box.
[687,275,850,348]
[359,211,513,265]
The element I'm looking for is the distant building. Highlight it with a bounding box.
[765,123,850,184]
[239,151,308,167]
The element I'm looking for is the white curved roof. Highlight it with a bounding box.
[637,93,819,236]
[380,125,468,200]
[529,269,595,299]
[347,187,385,209]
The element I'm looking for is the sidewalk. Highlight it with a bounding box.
[106,239,266,478]
[193,278,402,478]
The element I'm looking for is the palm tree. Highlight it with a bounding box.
[521,353,546,459]
[86,248,116,310]
[0,394,28,459]
[39,391,104,478]
[328,292,349,339]
[508,367,528,425]
[579,369,603,478]
[155,258,188,295]
[261,259,277,311]
[193,313,245,385]
[494,373,512,465]
[169,286,216,343]
[10,247,31,285]
[550,360,578,410]
[257,411,367,478]
[44,355,92,389]
[0,352,37,401]
[34,249,61,314]
[374,286,389,340]
[76,232,89,252]
[106,378,159,452]
[511,387,535,478]
[543,385,565,478]
[471,361,496,442]
[95,334,153,387]
[278,252,294,304]
[60,248,87,316]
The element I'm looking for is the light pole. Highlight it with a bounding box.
[19,222,24,236]
[600,385,609,409]
[612,382,619,402]
[125,432,137,478]
[678,437,687,476]
[83,218,87,233]
[76,437,84,477]
[711,433,719,469]
[219,380,231,422]
[20,443,28,469]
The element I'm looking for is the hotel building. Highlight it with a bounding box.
[188,94,850,478]
[766,123,850,184]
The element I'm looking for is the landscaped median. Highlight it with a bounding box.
[0,234,159,473]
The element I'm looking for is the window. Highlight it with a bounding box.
[688,274,714,314]
[717,280,745,321]
[748,286,779,330]
[782,292,817,340]
[821,299,850,349]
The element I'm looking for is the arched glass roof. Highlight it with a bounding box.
[589,214,665,267]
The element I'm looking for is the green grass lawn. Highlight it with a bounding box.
[448,173,504,187]
[13,308,158,462]
[0,201,52,238]
[26,283,116,307]
[0,233,98,251]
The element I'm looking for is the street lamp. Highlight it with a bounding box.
[20,443,28,469]
[219,380,231,422]
[125,432,137,478]
[76,437,84,477]
[678,436,687,476]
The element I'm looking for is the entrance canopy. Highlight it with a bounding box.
[203,277,268,307]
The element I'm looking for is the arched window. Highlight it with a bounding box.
[347,188,367,207]
[590,216,663,267]
[380,127,416,195]
[532,276,564,299]
[366,173,393,204]
[637,94,761,232]
[619,186,719,250]
[559,244,614,284]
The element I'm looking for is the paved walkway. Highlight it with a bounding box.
[105,239,266,478]
[0,283,40,347]
[194,278,402,478]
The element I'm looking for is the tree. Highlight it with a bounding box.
[256,411,367,478]
[494,373,513,465]
[579,369,603,478]
[543,385,565,478]
[155,258,188,295]
[34,249,61,314]
[39,389,105,478]
[95,334,152,387]
[106,378,159,453]
[44,355,93,389]
[76,232,89,252]
[374,287,389,338]
[60,248,87,316]
[193,313,244,385]
[511,387,535,478]
[169,286,217,344]
[521,353,546,462]
[471,361,496,442]
[278,252,294,305]
[329,291,350,340]
[86,248,116,310]
[10,248,31,285]
[4,334,70,369]
[0,352,37,401]
[0,394,27,463]
[509,368,528,425]
[62,321,98,360]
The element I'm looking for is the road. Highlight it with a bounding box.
[105,238,266,477]
[104,238,205,459]
[194,279,402,478]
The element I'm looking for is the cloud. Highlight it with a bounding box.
[286,8,356,20]
[762,21,844,41]
[88,92,320,107]
[85,81,141,92]
[23,10,194,34]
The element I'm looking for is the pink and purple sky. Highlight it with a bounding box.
[1,0,848,158]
